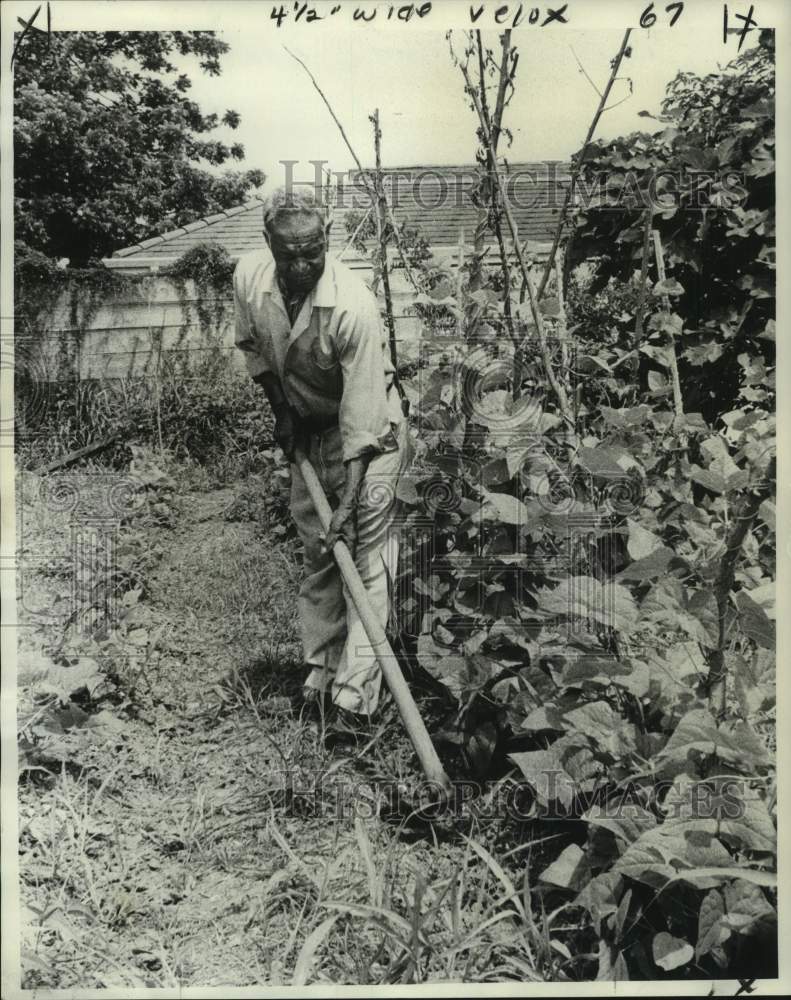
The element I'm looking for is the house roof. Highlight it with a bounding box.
[104,162,570,272]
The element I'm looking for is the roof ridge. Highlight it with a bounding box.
[112,193,265,258]
[348,160,571,173]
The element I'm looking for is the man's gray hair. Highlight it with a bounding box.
[263,186,328,232]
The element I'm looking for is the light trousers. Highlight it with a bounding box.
[289,418,409,714]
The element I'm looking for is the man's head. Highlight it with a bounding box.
[263,187,331,295]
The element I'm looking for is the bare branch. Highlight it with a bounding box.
[285,45,420,292]
[652,229,684,418]
[633,206,654,344]
[454,38,574,427]
[284,45,370,189]
[602,93,633,113]
[570,45,602,98]
[527,29,634,304]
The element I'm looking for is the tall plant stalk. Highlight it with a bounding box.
[531,29,633,303]
[705,457,775,716]
[472,32,521,395]
[284,46,419,293]
[450,31,573,429]
[370,109,400,394]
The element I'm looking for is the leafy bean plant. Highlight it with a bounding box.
[391,29,776,981]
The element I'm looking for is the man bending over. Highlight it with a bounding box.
[234,186,408,722]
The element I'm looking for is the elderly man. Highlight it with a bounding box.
[234,186,408,723]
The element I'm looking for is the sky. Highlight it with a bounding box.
[180,26,755,193]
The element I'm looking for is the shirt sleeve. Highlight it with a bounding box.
[233,260,271,378]
[336,285,397,463]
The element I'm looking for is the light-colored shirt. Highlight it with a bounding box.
[234,251,401,463]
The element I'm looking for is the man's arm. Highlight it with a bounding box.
[324,285,396,557]
[234,263,302,460]
[253,371,303,461]
[324,452,373,557]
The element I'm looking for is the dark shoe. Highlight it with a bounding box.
[299,685,332,721]
[323,706,370,748]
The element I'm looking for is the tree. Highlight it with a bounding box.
[13,31,265,265]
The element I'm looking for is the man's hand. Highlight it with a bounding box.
[273,403,304,462]
[253,373,304,461]
[324,453,373,559]
[325,497,359,557]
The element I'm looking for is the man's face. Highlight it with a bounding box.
[266,214,327,295]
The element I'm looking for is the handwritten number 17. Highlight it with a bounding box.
[640,2,685,28]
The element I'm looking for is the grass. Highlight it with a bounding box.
[14,454,590,989]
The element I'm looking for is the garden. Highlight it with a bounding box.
[13,25,776,989]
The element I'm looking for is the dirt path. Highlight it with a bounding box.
[16,470,542,989]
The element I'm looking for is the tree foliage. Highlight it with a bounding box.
[568,30,774,421]
[13,31,264,265]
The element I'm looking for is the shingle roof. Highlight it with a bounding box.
[110,196,269,260]
[108,162,569,266]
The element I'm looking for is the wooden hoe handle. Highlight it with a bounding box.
[294,449,452,796]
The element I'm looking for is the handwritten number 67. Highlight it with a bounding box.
[640,1,685,28]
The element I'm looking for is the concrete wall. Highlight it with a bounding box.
[28,277,239,382]
[25,246,551,382]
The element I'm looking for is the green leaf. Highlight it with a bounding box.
[40,656,106,703]
[540,843,591,891]
[563,701,637,758]
[639,344,672,366]
[626,520,663,560]
[612,887,633,943]
[291,915,339,986]
[696,889,727,960]
[477,491,530,526]
[686,589,719,647]
[717,789,776,854]
[510,735,603,807]
[652,931,693,971]
[600,404,652,429]
[617,547,676,581]
[574,872,623,935]
[574,445,639,477]
[731,648,775,717]
[722,881,775,933]
[613,819,734,888]
[520,705,566,733]
[535,577,638,632]
[648,370,669,393]
[757,498,775,530]
[683,338,725,366]
[735,590,775,649]
[509,748,574,810]
[688,466,726,494]
[583,802,657,850]
[480,457,511,487]
[658,709,733,764]
[416,632,470,699]
[613,950,630,981]
[662,777,776,854]
[665,868,777,889]
[560,654,637,689]
[659,708,768,771]
[648,641,706,695]
[690,449,750,494]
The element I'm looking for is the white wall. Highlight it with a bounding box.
[26,246,551,382]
